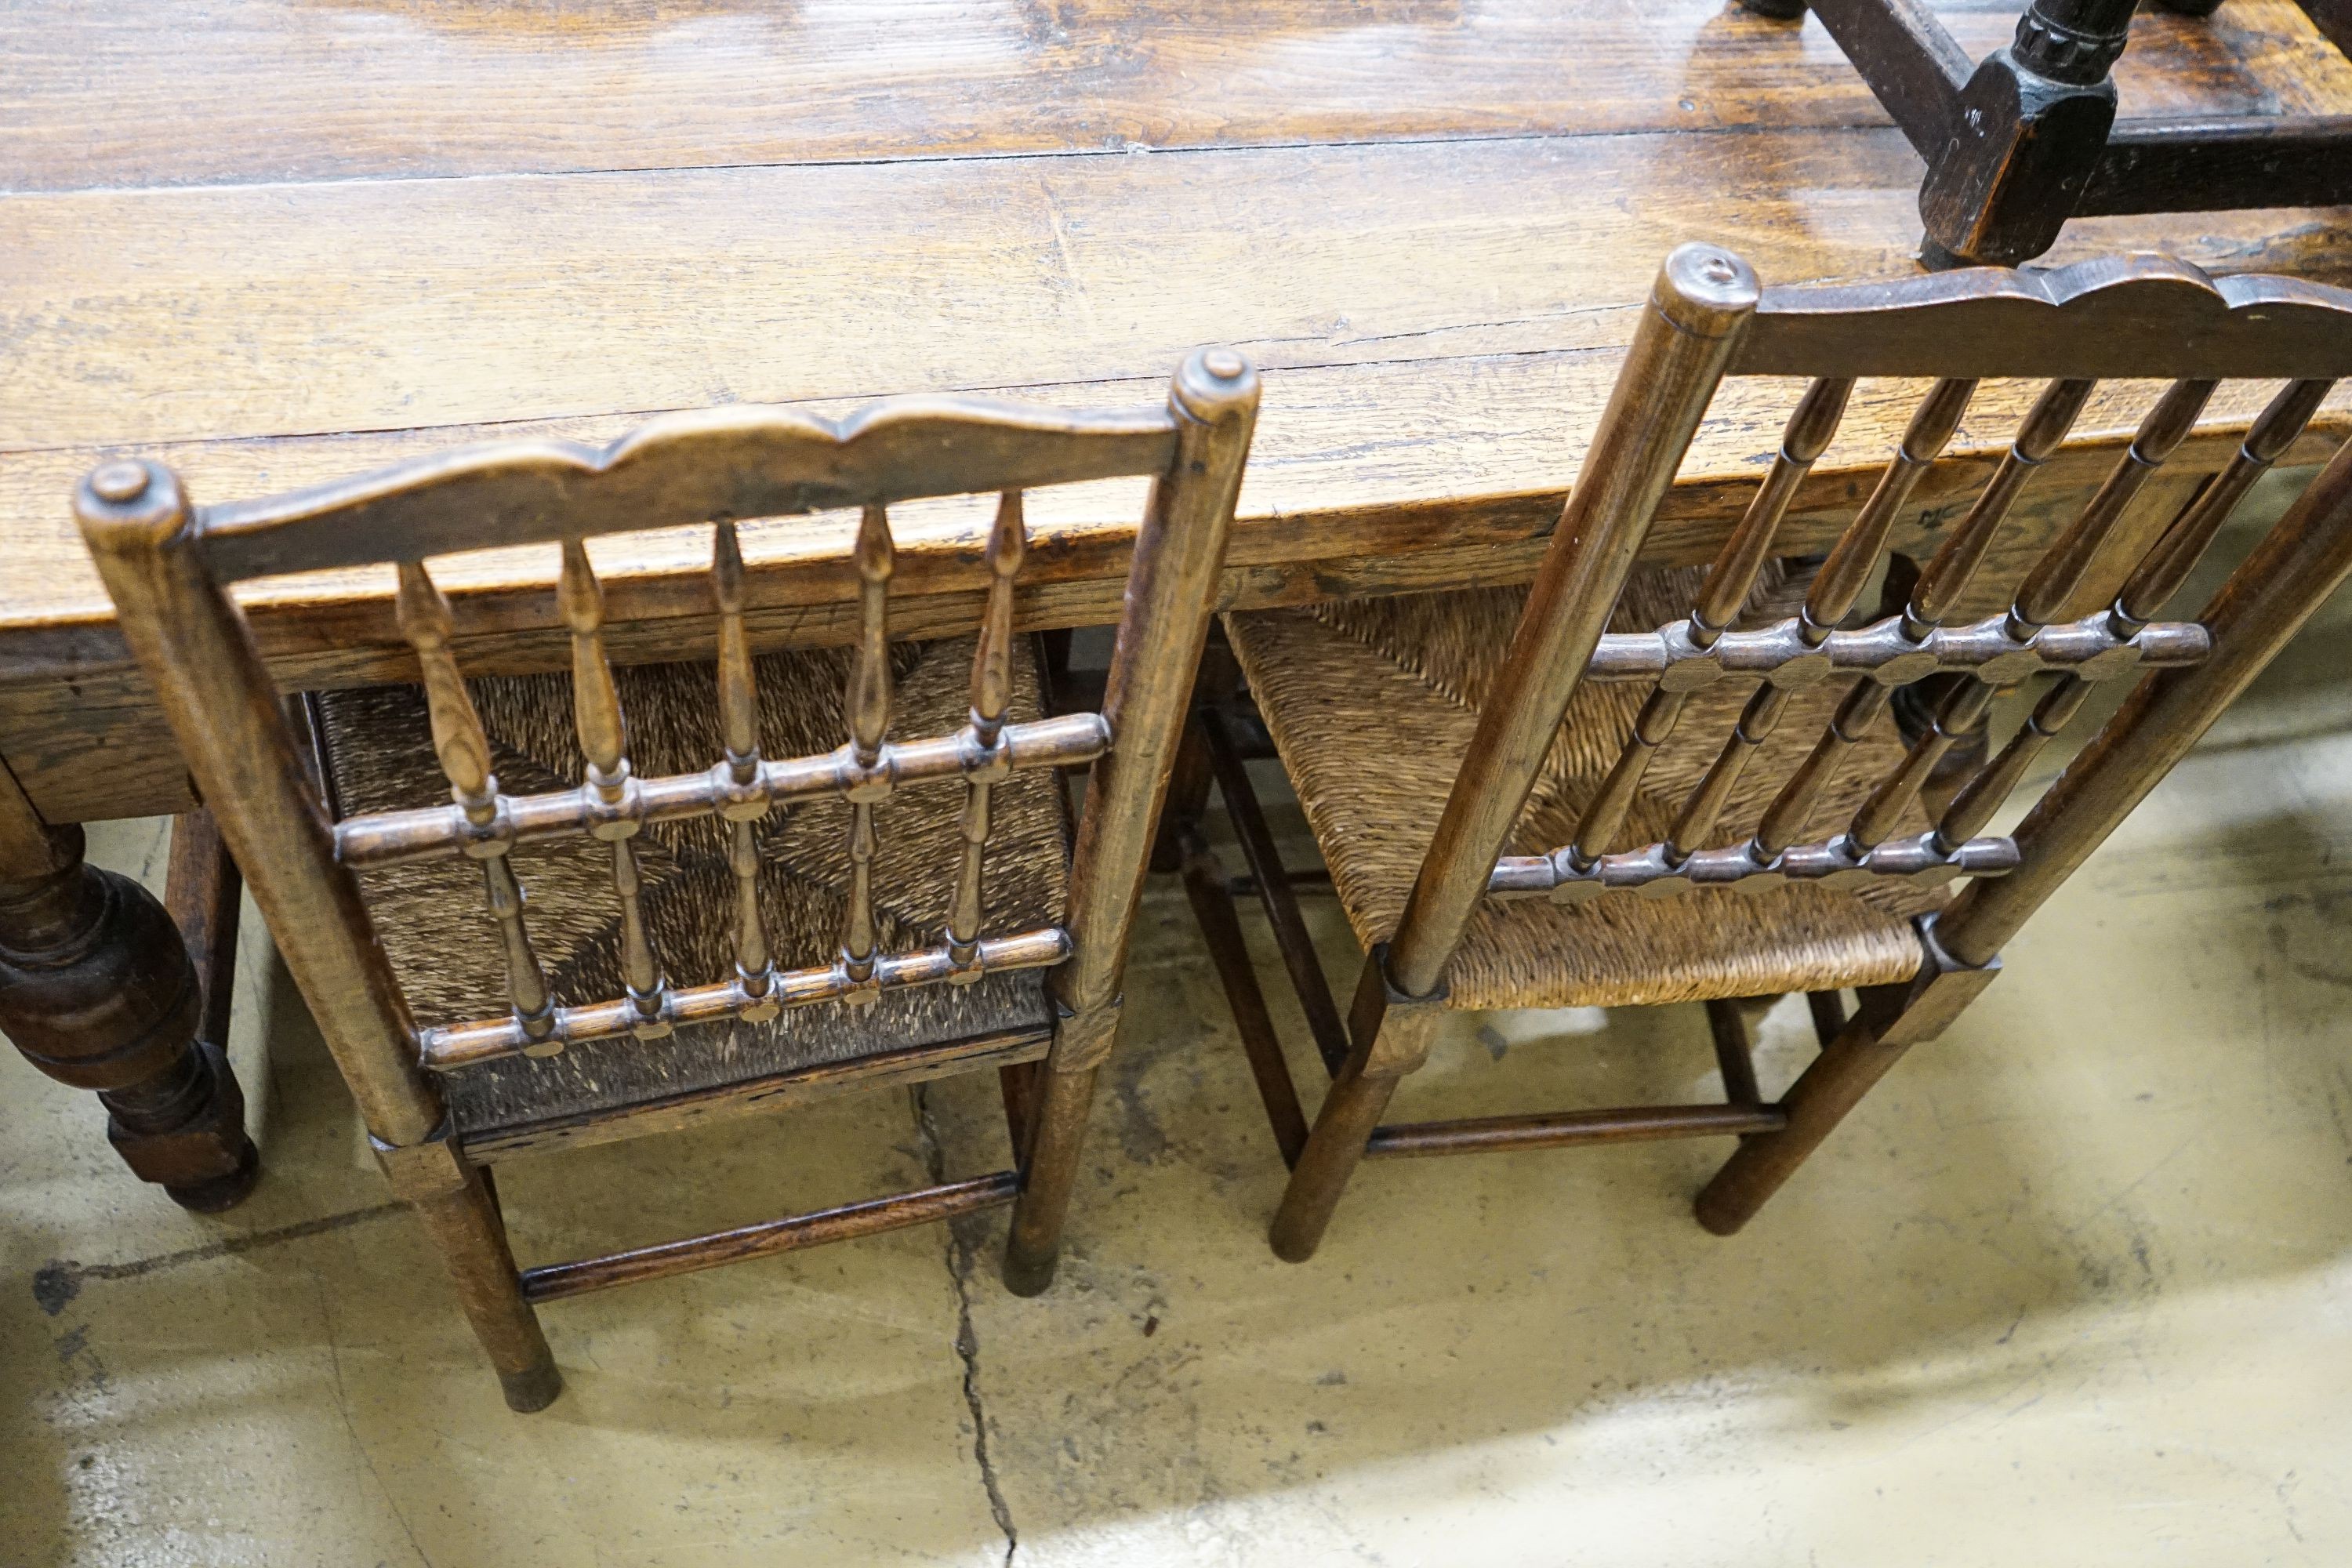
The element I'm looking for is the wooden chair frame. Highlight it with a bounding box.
[78,349,1258,1411]
[1181,245,2352,1262]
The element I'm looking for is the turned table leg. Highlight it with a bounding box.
[1918,0,2136,267]
[0,767,260,1212]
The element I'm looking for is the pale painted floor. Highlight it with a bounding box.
[7,579,2352,1566]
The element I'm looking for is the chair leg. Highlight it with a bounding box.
[1148,642,1236,873]
[1268,946,1443,1262]
[1696,931,1998,1234]
[1149,718,1214,874]
[1179,833,1310,1167]
[387,1142,561,1412]
[1692,1007,1907,1236]
[1269,1059,1403,1263]
[1001,1057,1102,1296]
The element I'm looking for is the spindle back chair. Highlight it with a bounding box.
[1190,245,2352,1261]
[78,348,1258,1410]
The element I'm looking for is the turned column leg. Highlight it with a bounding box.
[0,775,260,1213]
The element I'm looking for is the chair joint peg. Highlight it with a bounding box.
[1350,944,1445,1077]
[371,1117,470,1203]
[1047,993,1123,1073]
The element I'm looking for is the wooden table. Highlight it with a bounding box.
[5,0,2350,1203]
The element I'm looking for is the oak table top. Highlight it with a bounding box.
[5,0,2351,826]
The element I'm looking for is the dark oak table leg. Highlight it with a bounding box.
[1744,0,2352,267]
[0,768,260,1212]
[1917,0,2134,267]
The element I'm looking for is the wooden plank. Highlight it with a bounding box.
[2,127,1925,453]
[16,126,2352,464]
[9,379,2341,824]
[6,2,2344,192]
[6,127,2349,635]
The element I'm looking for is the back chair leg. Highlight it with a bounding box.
[1148,644,1237,873]
[1148,718,1215,874]
[1178,832,1311,1167]
[1697,930,1997,1235]
[1269,1058,1404,1262]
[382,1138,561,1411]
[1001,1054,1104,1296]
[1269,946,1444,1262]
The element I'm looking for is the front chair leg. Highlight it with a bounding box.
[1269,944,1444,1263]
[378,1135,561,1413]
[1696,919,1998,1234]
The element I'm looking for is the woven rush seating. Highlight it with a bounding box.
[313,637,1067,1144]
[1223,562,1942,1014]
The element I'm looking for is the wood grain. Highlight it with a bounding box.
[7,2,2345,192]
[6,378,2342,823]
[7,4,2351,828]
[14,126,2352,461]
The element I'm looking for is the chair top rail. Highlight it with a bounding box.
[195,394,1182,583]
[1733,254,2352,380]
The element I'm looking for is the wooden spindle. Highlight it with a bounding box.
[1566,378,1853,868]
[712,521,761,774]
[2008,378,2217,634]
[559,540,670,1039]
[1903,378,2096,636]
[396,563,495,819]
[1799,378,1977,643]
[1839,379,2100,848]
[949,492,1025,975]
[1691,376,1856,641]
[840,503,895,993]
[847,504,894,768]
[1750,380,2030,855]
[710,521,776,1018]
[1847,678,1997,849]
[1752,678,1886,857]
[2111,378,2335,633]
[558,542,628,788]
[1935,674,2096,850]
[1666,684,1789,859]
[397,562,557,1051]
[1566,690,1686,867]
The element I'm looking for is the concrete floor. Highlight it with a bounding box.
[7,557,2352,1564]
